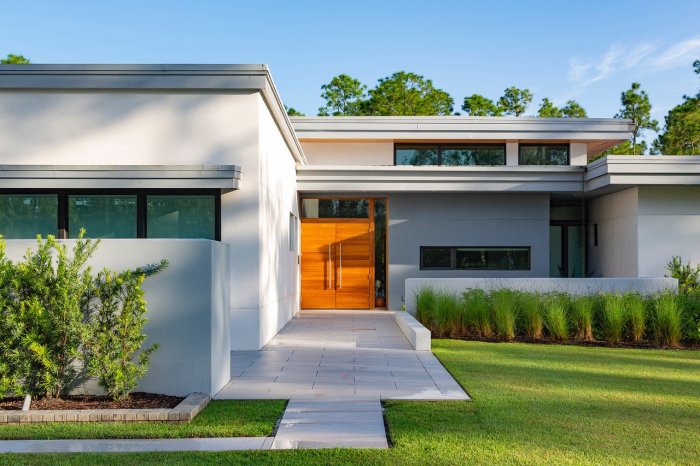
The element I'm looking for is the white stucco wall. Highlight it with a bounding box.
[587,188,639,277]
[570,142,588,166]
[300,141,394,165]
[637,186,700,277]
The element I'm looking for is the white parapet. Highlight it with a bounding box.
[404,277,678,315]
[394,311,431,351]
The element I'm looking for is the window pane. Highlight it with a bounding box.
[374,199,387,301]
[69,195,137,238]
[567,225,583,278]
[147,195,215,239]
[301,199,369,218]
[395,146,439,165]
[0,194,57,239]
[519,145,569,165]
[441,145,505,166]
[550,225,564,277]
[455,247,530,270]
[420,247,452,269]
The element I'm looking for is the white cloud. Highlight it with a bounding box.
[650,36,700,69]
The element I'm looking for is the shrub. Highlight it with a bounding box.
[518,292,543,339]
[570,295,594,341]
[491,289,517,341]
[625,293,647,342]
[677,292,700,342]
[601,295,626,345]
[415,287,436,324]
[543,295,568,341]
[463,289,492,337]
[653,293,683,347]
[432,291,463,337]
[665,256,700,294]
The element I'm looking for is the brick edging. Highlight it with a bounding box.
[0,392,210,424]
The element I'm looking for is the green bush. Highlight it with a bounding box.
[625,293,647,342]
[462,289,492,337]
[491,289,517,341]
[432,291,463,337]
[601,295,627,345]
[570,295,594,341]
[665,256,700,294]
[543,295,568,341]
[653,293,683,347]
[518,292,543,339]
[415,287,436,324]
[677,292,700,342]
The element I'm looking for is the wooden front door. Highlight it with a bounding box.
[301,221,371,309]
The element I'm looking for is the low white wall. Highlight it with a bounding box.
[3,239,230,397]
[404,277,678,315]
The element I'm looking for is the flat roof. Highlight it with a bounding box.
[0,64,307,164]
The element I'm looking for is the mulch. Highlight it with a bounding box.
[446,334,700,350]
[0,392,185,410]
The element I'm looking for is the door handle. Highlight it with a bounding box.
[327,243,332,289]
[338,242,342,289]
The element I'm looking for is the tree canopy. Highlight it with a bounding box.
[498,87,533,116]
[537,98,588,118]
[366,72,454,116]
[318,74,366,116]
[614,82,658,154]
[653,61,700,155]
[1,54,30,64]
[285,105,305,116]
[462,94,502,116]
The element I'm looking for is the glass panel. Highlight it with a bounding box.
[420,247,452,269]
[550,225,564,277]
[567,225,584,277]
[441,145,505,166]
[0,194,57,239]
[69,195,137,238]
[301,199,369,218]
[520,145,569,165]
[374,199,387,303]
[455,247,530,270]
[147,195,215,240]
[395,145,439,165]
[550,205,582,221]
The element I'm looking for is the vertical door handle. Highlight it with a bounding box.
[327,243,331,289]
[338,242,342,289]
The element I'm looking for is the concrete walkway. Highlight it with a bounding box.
[0,437,273,453]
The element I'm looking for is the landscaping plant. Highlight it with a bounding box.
[625,293,647,342]
[665,256,700,294]
[415,287,436,324]
[570,295,594,341]
[517,291,543,339]
[653,293,683,347]
[432,291,463,337]
[462,289,492,337]
[543,295,568,341]
[601,294,627,345]
[491,289,517,340]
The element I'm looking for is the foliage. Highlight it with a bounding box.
[415,286,436,323]
[543,295,568,341]
[614,82,658,153]
[517,291,542,339]
[652,92,700,155]
[624,293,646,342]
[665,255,700,294]
[432,291,464,337]
[284,105,305,116]
[653,293,683,347]
[570,295,594,340]
[0,234,164,400]
[0,54,30,64]
[595,140,648,160]
[497,86,533,116]
[490,289,517,340]
[462,289,492,337]
[601,294,626,345]
[317,74,366,116]
[537,98,562,117]
[462,94,502,116]
[366,71,454,116]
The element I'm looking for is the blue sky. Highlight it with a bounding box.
[2,0,699,128]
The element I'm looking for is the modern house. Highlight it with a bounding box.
[0,65,698,394]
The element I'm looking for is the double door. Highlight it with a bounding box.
[301,221,371,309]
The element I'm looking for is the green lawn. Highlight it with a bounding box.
[0,400,286,440]
[3,341,699,465]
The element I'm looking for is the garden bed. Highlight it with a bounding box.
[0,392,184,411]
[450,334,700,349]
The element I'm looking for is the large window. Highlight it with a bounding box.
[519,144,569,165]
[301,199,369,218]
[420,246,531,270]
[147,195,216,240]
[0,194,57,239]
[395,144,505,166]
[69,194,137,238]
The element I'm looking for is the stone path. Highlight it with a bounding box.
[0,437,273,453]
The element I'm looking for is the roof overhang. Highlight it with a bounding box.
[296,165,584,194]
[0,64,307,164]
[0,165,241,193]
[585,155,700,196]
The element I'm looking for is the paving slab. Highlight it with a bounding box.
[0,437,272,453]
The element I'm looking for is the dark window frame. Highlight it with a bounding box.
[0,189,221,241]
[394,143,506,166]
[420,246,531,271]
[518,143,571,166]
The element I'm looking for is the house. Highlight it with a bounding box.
[0,65,698,395]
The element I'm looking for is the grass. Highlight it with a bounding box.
[491,289,517,340]
[432,291,463,337]
[0,400,286,440]
[415,286,436,323]
[518,292,543,339]
[601,294,626,345]
[570,295,594,341]
[462,289,491,337]
[654,293,683,347]
[625,293,647,342]
[543,295,568,341]
[6,342,699,465]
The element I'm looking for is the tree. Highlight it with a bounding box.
[285,105,305,116]
[561,100,588,118]
[652,62,700,155]
[614,82,658,154]
[318,74,367,116]
[537,98,563,117]
[462,94,502,116]
[366,71,453,116]
[498,87,533,116]
[695,59,699,75]
[1,54,30,64]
